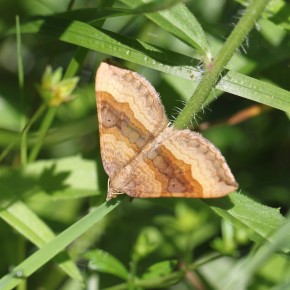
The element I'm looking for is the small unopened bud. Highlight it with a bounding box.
[37,66,79,107]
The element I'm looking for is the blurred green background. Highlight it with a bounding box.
[0,0,290,289]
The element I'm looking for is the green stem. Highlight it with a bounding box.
[64,47,88,79]
[127,256,139,290]
[21,104,47,160]
[22,104,47,134]
[0,104,47,162]
[63,0,116,80]
[173,0,271,129]
[28,106,57,162]
[0,143,15,163]
[16,15,27,166]
[16,16,27,290]
[16,17,24,91]
[67,0,75,11]
[17,238,26,290]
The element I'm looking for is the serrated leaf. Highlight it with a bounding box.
[206,192,288,251]
[85,249,128,280]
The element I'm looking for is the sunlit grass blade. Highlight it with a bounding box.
[0,199,123,290]
[0,201,82,282]
[7,17,290,113]
[121,0,211,60]
[218,70,290,114]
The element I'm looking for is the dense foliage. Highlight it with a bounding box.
[0,0,289,289]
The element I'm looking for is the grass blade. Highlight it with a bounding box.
[7,17,289,113]
[0,201,82,282]
[121,0,211,60]
[0,199,123,290]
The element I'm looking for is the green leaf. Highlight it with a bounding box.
[130,0,186,14]
[218,70,290,114]
[138,262,183,288]
[85,249,128,280]
[0,156,103,283]
[0,200,82,282]
[268,2,290,31]
[0,198,123,290]
[141,260,178,280]
[9,17,290,113]
[121,0,211,59]
[0,156,100,201]
[206,192,288,250]
[132,227,163,262]
[52,1,188,23]
[218,214,290,289]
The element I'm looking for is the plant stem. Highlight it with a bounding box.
[0,104,47,162]
[16,15,27,166]
[173,0,271,129]
[64,47,88,79]
[17,238,26,290]
[67,0,75,11]
[28,106,57,162]
[128,260,138,290]
[16,16,27,290]
[22,104,47,134]
[0,143,15,162]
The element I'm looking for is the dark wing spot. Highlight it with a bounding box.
[101,106,118,128]
[168,178,186,193]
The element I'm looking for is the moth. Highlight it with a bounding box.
[95,61,238,200]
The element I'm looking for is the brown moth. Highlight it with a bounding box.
[95,61,238,200]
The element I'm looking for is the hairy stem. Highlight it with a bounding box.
[173,0,271,129]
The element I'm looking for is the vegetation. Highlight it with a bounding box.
[0,0,289,289]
